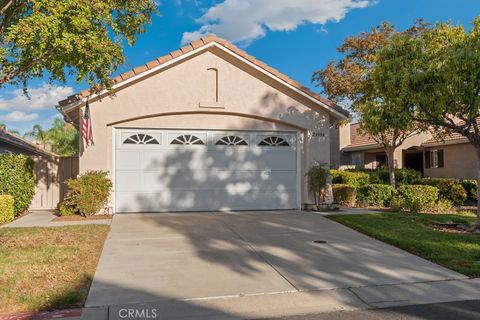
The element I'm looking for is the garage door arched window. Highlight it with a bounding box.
[123,134,159,145]
[215,136,248,146]
[258,136,290,147]
[171,134,205,145]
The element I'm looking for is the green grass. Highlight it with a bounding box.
[328,212,480,277]
[0,225,109,314]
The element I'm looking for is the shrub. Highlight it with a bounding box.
[350,167,421,185]
[460,179,478,200]
[0,154,35,215]
[59,202,76,216]
[392,185,439,213]
[330,170,369,187]
[0,195,15,224]
[357,184,396,207]
[332,184,356,206]
[449,184,468,206]
[419,178,467,205]
[434,198,454,214]
[306,164,329,205]
[62,171,112,216]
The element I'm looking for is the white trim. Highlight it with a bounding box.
[111,126,116,214]
[296,131,302,209]
[60,42,347,120]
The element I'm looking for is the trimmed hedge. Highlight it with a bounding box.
[392,185,439,213]
[0,195,14,224]
[357,184,396,207]
[349,167,421,185]
[330,170,369,187]
[332,184,356,206]
[419,178,467,206]
[0,154,35,215]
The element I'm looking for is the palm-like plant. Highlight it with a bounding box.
[24,124,49,148]
[47,118,79,156]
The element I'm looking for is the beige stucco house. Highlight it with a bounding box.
[333,122,479,180]
[57,35,348,213]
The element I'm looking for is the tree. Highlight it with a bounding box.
[0,122,19,135]
[0,0,157,89]
[47,117,78,156]
[24,124,48,148]
[313,22,424,187]
[374,17,480,229]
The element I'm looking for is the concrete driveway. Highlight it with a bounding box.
[86,211,465,308]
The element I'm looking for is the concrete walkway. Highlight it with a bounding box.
[1,210,111,228]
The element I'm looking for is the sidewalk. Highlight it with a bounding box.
[4,278,476,320]
[1,210,111,228]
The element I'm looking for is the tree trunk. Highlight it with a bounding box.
[475,147,480,232]
[386,147,396,187]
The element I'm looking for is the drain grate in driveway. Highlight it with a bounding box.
[312,240,327,244]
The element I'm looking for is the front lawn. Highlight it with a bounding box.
[328,212,480,277]
[0,225,109,314]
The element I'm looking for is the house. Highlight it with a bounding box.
[0,126,78,210]
[57,35,349,213]
[0,126,56,156]
[332,122,478,180]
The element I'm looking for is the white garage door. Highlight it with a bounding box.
[114,129,298,212]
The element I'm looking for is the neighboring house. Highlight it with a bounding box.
[332,122,478,180]
[0,127,78,210]
[0,127,56,156]
[57,35,349,213]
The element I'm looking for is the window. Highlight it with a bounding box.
[215,136,248,146]
[425,149,444,168]
[170,134,205,145]
[258,136,289,147]
[123,134,159,145]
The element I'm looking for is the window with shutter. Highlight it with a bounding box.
[438,150,444,168]
[425,151,431,169]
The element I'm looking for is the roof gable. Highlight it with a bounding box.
[58,35,348,120]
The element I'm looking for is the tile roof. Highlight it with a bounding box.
[57,35,349,118]
[0,127,57,157]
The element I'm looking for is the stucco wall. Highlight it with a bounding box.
[78,47,333,206]
[424,143,479,180]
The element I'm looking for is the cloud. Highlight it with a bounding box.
[0,111,39,122]
[0,83,73,111]
[182,0,373,45]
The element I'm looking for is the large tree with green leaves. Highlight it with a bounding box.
[313,22,424,186]
[374,17,480,229]
[0,0,157,89]
[46,117,78,156]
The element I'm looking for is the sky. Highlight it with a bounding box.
[1,0,480,134]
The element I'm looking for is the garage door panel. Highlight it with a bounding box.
[116,150,142,170]
[116,188,297,212]
[116,170,296,192]
[115,129,298,212]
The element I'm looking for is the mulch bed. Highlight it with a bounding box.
[427,222,478,234]
[53,215,112,221]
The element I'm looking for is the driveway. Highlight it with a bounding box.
[86,211,465,308]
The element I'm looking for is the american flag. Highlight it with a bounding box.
[82,100,93,147]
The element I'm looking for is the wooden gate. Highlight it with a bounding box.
[29,156,79,210]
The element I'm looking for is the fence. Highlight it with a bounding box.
[29,156,79,210]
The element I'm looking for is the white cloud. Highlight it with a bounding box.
[0,111,39,122]
[0,83,73,111]
[182,0,373,45]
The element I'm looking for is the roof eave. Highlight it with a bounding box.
[57,40,348,120]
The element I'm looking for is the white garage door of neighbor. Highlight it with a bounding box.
[114,129,298,212]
